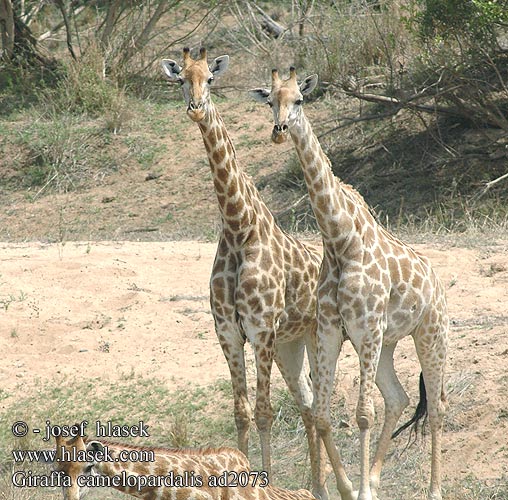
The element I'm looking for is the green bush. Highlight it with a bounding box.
[51,44,128,119]
[414,0,508,46]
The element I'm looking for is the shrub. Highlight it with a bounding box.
[51,43,128,118]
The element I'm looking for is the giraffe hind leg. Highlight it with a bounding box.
[275,337,329,500]
[369,343,410,498]
[413,318,448,500]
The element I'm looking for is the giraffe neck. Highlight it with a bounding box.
[197,103,259,237]
[91,443,181,498]
[289,111,372,250]
[89,441,249,499]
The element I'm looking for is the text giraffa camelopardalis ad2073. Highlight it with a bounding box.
[250,68,448,500]
[161,49,327,498]
[51,434,317,500]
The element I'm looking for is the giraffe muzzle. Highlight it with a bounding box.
[271,124,288,144]
[187,101,205,122]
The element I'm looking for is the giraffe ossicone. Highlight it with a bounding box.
[162,49,328,499]
[250,67,448,500]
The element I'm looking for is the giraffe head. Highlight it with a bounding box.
[162,47,229,122]
[249,67,318,143]
[54,434,103,499]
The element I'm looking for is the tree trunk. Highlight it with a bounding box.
[100,0,122,50]
[0,0,14,60]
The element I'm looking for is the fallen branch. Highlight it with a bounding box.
[37,5,85,42]
[251,2,287,38]
[474,170,508,200]
[344,88,459,117]
[318,108,401,138]
[276,194,308,219]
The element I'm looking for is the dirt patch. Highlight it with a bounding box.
[1,239,507,490]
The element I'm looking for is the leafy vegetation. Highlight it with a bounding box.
[0,0,506,239]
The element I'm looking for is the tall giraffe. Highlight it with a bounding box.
[250,68,448,500]
[52,434,317,499]
[161,49,327,498]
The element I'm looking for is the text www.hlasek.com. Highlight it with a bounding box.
[12,445,154,464]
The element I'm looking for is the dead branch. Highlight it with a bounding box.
[23,0,44,26]
[276,194,308,219]
[37,5,85,42]
[251,2,287,38]
[474,171,508,200]
[227,1,271,56]
[318,108,401,138]
[343,88,459,117]
[118,0,170,68]
[100,0,122,50]
[137,3,223,76]
[54,0,77,60]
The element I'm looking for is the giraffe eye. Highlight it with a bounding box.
[207,76,214,85]
[295,99,303,105]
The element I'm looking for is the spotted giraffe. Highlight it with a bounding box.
[250,67,448,500]
[161,49,327,498]
[52,434,317,500]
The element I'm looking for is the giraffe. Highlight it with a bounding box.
[161,48,327,499]
[52,434,317,500]
[250,68,448,500]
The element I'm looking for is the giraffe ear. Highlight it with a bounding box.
[161,59,183,82]
[86,441,105,454]
[210,55,229,77]
[85,441,105,465]
[248,88,270,103]
[300,74,318,95]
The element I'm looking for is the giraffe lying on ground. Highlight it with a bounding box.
[52,434,317,500]
[161,48,327,498]
[250,68,449,500]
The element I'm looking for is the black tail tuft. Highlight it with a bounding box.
[392,372,428,440]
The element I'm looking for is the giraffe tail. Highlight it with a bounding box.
[391,372,428,440]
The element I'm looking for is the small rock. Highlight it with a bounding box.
[145,172,162,181]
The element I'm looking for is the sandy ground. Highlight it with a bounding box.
[1,239,507,488]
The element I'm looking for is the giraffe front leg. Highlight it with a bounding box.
[314,275,355,500]
[244,319,275,477]
[348,326,383,500]
[215,320,252,457]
